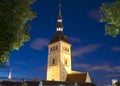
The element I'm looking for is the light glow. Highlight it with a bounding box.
[57,28,63,31]
[58,20,62,22]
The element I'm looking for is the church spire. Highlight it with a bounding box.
[8,70,12,80]
[58,4,62,18]
[56,3,63,32]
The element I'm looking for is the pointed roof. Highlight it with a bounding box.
[8,70,12,80]
[66,71,92,83]
[58,4,62,20]
[56,3,63,32]
[49,31,69,44]
[49,4,70,44]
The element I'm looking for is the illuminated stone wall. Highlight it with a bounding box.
[46,41,71,81]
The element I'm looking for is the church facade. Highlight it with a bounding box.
[46,4,71,81]
[0,4,96,86]
[46,4,92,83]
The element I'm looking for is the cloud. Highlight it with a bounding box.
[93,65,120,72]
[72,44,102,57]
[89,65,112,72]
[30,38,49,50]
[73,63,120,72]
[112,46,120,52]
[73,64,90,68]
[88,9,101,21]
[69,37,81,43]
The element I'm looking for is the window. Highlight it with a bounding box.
[64,47,68,52]
[50,46,58,52]
[56,46,58,50]
[50,48,52,51]
[65,47,67,51]
[50,58,57,66]
[52,59,55,65]
[65,59,67,66]
[67,48,69,52]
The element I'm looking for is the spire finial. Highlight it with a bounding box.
[8,69,12,80]
[59,3,61,16]
[56,2,63,32]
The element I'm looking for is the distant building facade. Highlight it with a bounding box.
[0,80,96,86]
[112,79,118,86]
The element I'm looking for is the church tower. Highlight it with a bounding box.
[8,70,12,80]
[46,4,71,81]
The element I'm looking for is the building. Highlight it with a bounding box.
[46,4,92,84]
[0,80,95,86]
[112,79,118,86]
[0,4,96,86]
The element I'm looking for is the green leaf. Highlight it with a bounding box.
[0,0,36,66]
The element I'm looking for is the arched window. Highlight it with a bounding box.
[52,59,55,65]
[65,47,67,51]
[50,47,52,51]
[67,48,69,52]
[50,58,57,66]
[56,46,58,50]
[65,59,67,66]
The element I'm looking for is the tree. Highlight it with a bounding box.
[116,82,120,86]
[0,0,36,66]
[100,0,120,37]
[22,80,28,86]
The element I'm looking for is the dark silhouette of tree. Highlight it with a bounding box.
[22,80,28,86]
[116,82,120,86]
[0,0,36,66]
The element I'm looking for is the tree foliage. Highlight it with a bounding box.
[22,80,28,86]
[116,82,120,86]
[100,0,120,37]
[0,0,36,66]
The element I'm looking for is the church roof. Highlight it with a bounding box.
[66,71,87,83]
[49,31,70,44]
[49,4,70,44]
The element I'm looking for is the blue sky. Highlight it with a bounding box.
[0,0,120,85]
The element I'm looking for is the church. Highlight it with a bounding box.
[46,4,92,83]
[0,4,96,86]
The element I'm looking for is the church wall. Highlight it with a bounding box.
[46,41,71,81]
[59,41,71,81]
[47,42,61,81]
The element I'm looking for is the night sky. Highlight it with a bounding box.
[0,0,120,85]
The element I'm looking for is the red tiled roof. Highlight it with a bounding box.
[66,72,87,83]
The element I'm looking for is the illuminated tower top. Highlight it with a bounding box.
[49,4,69,44]
[56,4,63,32]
